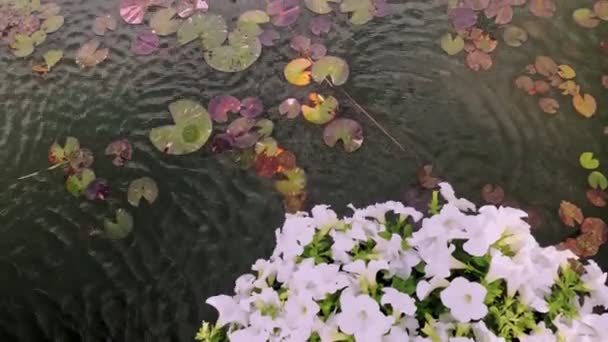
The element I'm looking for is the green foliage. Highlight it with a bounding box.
[300,231,333,264]
[194,322,227,342]
[484,279,505,305]
[318,292,340,319]
[428,190,441,215]
[391,275,417,296]
[545,265,588,325]
[350,238,377,261]
[487,295,537,339]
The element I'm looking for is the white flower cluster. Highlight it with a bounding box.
[200,183,608,342]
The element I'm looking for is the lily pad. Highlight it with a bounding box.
[93,15,117,36]
[538,97,559,114]
[514,75,534,92]
[275,167,307,196]
[312,56,349,85]
[595,0,608,20]
[10,34,34,57]
[209,95,241,123]
[529,0,556,18]
[305,0,340,14]
[466,50,492,71]
[85,178,109,200]
[177,0,208,18]
[323,118,364,152]
[49,136,80,165]
[255,119,274,137]
[284,58,312,86]
[203,36,262,73]
[279,98,301,118]
[534,56,558,77]
[76,39,109,68]
[226,118,260,148]
[177,13,225,46]
[239,10,270,24]
[131,30,160,55]
[104,209,134,239]
[580,152,600,170]
[302,93,338,125]
[40,15,63,33]
[502,26,527,47]
[573,8,600,28]
[128,177,159,207]
[417,164,441,189]
[481,184,505,205]
[267,0,301,27]
[573,93,597,118]
[43,49,63,70]
[69,148,94,172]
[150,8,180,36]
[557,65,576,79]
[449,7,477,30]
[105,139,133,166]
[149,99,213,155]
[587,189,607,207]
[31,30,47,46]
[310,16,332,36]
[440,33,464,55]
[559,200,583,227]
[65,169,96,197]
[240,97,264,118]
[589,171,608,190]
[255,137,279,156]
[39,3,61,19]
[340,0,374,25]
[120,0,147,24]
[259,29,280,46]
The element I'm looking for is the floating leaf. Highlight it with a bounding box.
[312,56,349,85]
[41,15,64,33]
[466,50,492,71]
[275,167,306,196]
[120,0,147,24]
[255,137,279,156]
[587,189,607,207]
[514,75,534,92]
[573,93,597,118]
[323,118,364,152]
[203,36,262,73]
[259,29,280,46]
[579,152,600,170]
[93,15,117,36]
[268,0,301,27]
[39,3,61,19]
[573,8,600,28]
[104,209,133,239]
[529,0,556,18]
[290,35,311,53]
[131,30,160,55]
[482,184,505,205]
[76,39,109,68]
[149,99,213,155]
[284,58,312,86]
[128,177,159,206]
[240,97,264,118]
[255,152,280,177]
[211,133,235,153]
[305,0,340,14]
[302,93,338,125]
[589,171,608,190]
[177,0,208,18]
[538,97,559,114]
[105,139,133,166]
[279,98,301,118]
[503,26,527,47]
[149,8,180,36]
[594,0,608,20]
[177,13,226,46]
[417,164,441,189]
[534,56,558,76]
[559,80,580,96]
[31,30,47,46]
[557,65,576,79]
[239,10,270,24]
[603,75,608,89]
[208,95,241,123]
[581,217,608,244]
[66,169,96,197]
[449,7,477,30]
[49,137,80,165]
[310,43,327,60]
[69,148,94,172]
[440,33,464,56]
[10,34,34,57]
[310,16,332,36]
[226,118,260,148]
[85,178,109,200]
[559,200,583,227]
[43,49,63,70]
[340,0,374,25]
[277,150,297,170]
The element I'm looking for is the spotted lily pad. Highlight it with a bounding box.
[104,209,134,239]
[150,8,180,36]
[209,95,241,123]
[312,56,349,85]
[131,30,160,55]
[279,98,301,118]
[93,15,117,36]
[340,0,374,25]
[128,177,159,207]
[49,137,80,165]
[284,58,312,86]
[203,35,262,72]
[305,0,340,14]
[580,152,600,170]
[105,139,133,166]
[275,167,307,196]
[149,99,213,155]
[302,93,338,125]
[76,39,109,68]
[440,33,464,55]
[43,49,63,70]
[41,15,63,33]
[65,169,96,197]
[589,171,608,190]
[323,118,363,152]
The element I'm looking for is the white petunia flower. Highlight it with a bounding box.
[228,325,269,342]
[438,182,476,212]
[472,321,506,342]
[416,276,449,300]
[450,338,474,342]
[283,290,319,337]
[382,326,409,342]
[343,259,389,293]
[581,260,608,309]
[272,215,316,260]
[234,274,256,297]
[381,287,417,316]
[205,294,249,327]
[519,322,557,342]
[311,205,339,229]
[440,277,488,323]
[289,259,350,300]
[335,292,394,341]
[313,315,343,342]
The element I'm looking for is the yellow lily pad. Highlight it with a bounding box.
[440,33,464,55]
[557,65,576,79]
[559,81,580,96]
[302,93,338,125]
[284,58,312,86]
[573,93,597,118]
[573,8,600,28]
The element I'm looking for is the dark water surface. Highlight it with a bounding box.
[1,0,608,340]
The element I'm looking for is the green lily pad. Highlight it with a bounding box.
[234,20,263,37]
[149,99,213,155]
[340,0,374,25]
[589,171,608,190]
[41,15,64,33]
[255,119,274,137]
[302,94,339,125]
[305,0,340,14]
[43,49,63,70]
[204,37,262,73]
[103,209,134,239]
[177,13,227,47]
[150,8,180,36]
[275,167,307,196]
[66,169,96,197]
[312,56,350,86]
[11,34,34,57]
[127,177,159,207]
[239,10,270,24]
[580,152,600,170]
[255,137,279,156]
[31,30,47,46]
[323,118,364,152]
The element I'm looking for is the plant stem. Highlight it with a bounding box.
[16,161,66,181]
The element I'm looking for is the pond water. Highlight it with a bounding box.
[1,0,608,340]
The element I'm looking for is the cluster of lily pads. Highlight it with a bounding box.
[46,136,158,239]
[572,1,608,29]
[514,56,597,117]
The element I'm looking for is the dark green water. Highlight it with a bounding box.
[1,0,607,340]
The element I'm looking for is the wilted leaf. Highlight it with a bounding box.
[104,209,133,239]
[128,177,159,206]
[482,184,505,205]
[573,93,597,118]
[587,189,607,207]
[558,200,583,227]
[440,33,464,55]
[538,97,559,114]
[579,152,600,170]
[323,118,364,152]
[588,171,608,190]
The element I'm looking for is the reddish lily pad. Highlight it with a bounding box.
[449,7,477,30]
[279,98,301,118]
[267,0,301,27]
[529,0,556,18]
[240,97,264,118]
[259,29,280,46]
[105,139,133,166]
[485,0,513,25]
[69,148,94,173]
[120,0,147,24]
[466,50,492,71]
[559,200,583,227]
[323,118,363,152]
[302,93,338,125]
[538,97,559,114]
[514,75,534,93]
[534,56,558,77]
[85,178,109,201]
[581,217,608,244]
[128,177,159,207]
[587,189,607,207]
[312,56,349,85]
[131,30,160,55]
[93,15,117,36]
[209,95,241,123]
[310,16,332,36]
[76,39,109,68]
[226,118,260,148]
[482,184,505,205]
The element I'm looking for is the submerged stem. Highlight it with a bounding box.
[17,161,66,181]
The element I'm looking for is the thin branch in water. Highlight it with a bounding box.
[16,162,65,181]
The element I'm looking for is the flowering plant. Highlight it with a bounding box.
[196,183,608,341]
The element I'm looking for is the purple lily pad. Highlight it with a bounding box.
[259,29,280,46]
[211,133,235,153]
[70,148,94,172]
[131,30,160,55]
[374,0,392,17]
[310,43,327,59]
[448,7,477,31]
[279,98,301,118]
[176,0,208,18]
[240,97,264,118]
[323,118,364,152]
[85,178,109,201]
[267,0,301,27]
[227,117,260,148]
[18,15,40,35]
[105,139,133,166]
[290,35,311,53]
[209,95,241,123]
[309,16,331,36]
